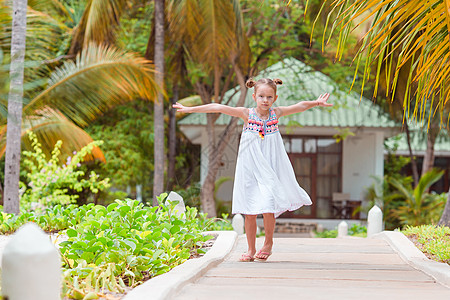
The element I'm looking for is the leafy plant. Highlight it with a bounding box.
[59,196,214,298]
[314,224,367,238]
[389,169,446,227]
[402,225,450,265]
[20,131,110,212]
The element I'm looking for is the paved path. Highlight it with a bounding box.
[173,236,450,300]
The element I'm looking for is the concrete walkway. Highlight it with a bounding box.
[173,236,450,300]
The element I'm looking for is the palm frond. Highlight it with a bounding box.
[413,168,444,204]
[313,0,450,125]
[69,0,127,55]
[0,3,71,62]
[389,177,413,200]
[193,0,238,67]
[28,0,71,19]
[24,43,159,127]
[0,107,105,162]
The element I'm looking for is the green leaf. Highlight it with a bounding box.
[170,225,181,235]
[107,203,119,212]
[66,228,78,237]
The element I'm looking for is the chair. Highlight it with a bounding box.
[332,193,350,219]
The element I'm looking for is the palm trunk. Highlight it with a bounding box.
[167,83,178,190]
[405,122,419,186]
[4,0,28,214]
[438,187,450,227]
[152,0,165,205]
[421,128,438,177]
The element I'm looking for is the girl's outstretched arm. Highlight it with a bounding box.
[275,93,332,118]
[173,102,248,120]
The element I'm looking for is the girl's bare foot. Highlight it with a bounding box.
[239,250,256,262]
[255,244,272,261]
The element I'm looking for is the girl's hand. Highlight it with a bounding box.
[316,93,333,107]
[172,102,194,113]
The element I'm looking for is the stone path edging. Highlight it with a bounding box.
[123,230,238,300]
[373,231,450,288]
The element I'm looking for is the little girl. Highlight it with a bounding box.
[173,78,332,262]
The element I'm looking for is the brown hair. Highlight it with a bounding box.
[246,78,283,93]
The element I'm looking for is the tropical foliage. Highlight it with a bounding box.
[19,131,110,212]
[0,0,159,161]
[0,196,233,298]
[389,168,446,226]
[310,0,450,125]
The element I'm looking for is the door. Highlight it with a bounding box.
[280,154,316,218]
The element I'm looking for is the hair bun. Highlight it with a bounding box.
[273,78,283,85]
[246,78,256,88]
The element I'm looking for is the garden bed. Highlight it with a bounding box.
[402,225,450,266]
[0,198,231,299]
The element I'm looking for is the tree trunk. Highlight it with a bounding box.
[152,0,165,205]
[199,63,248,217]
[405,122,419,186]
[438,187,450,227]
[4,0,28,214]
[167,83,178,190]
[421,127,438,177]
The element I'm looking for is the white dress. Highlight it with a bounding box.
[232,107,312,218]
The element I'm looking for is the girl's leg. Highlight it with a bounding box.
[256,213,275,260]
[244,214,257,257]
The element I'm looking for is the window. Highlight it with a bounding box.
[283,136,342,219]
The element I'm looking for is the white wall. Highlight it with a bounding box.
[342,131,384,206]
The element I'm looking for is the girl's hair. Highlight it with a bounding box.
[246,78,283,93]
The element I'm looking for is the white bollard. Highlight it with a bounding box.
[232,214,245,235]
[367,205,383,237]
[337,221,348,238]
[166,191,186,217]
[1,223,61,300]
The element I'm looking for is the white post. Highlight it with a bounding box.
[232,214,244,235]
[367,205,383,237]
[337,221,348,238]
[167,191,186,217]
[1,223,61,300]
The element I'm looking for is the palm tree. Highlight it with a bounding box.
[167,0,251,217]
[0,43,159,209]
[3,0,28,214]
[307,0,450,225]
[68,0,128,55]
[1,43,158,154]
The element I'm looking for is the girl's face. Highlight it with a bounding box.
[252,84,278,110]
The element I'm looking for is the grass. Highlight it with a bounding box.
[402,225,450,265]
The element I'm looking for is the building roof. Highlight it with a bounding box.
[385,128,450,155]
[179,58,399,128]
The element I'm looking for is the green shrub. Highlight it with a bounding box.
[314,224,367,238]
[1,194,232,299]
[20,131,110,212]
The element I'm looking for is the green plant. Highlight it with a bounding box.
[348,224,367,237]
[20,131,110,212]
[389,169,446,227]
[314,224,367,238]
[59,195,215,298]
[197,213,234,232]
[402,225,450,265]
[314,229,338,238]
